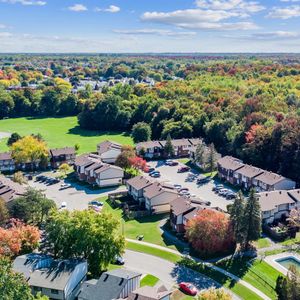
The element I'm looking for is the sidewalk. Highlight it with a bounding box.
[126,238,271,300]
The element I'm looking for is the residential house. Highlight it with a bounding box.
[257,189,300,224]
[127,285,172,300]
[0,152,15,172]
[143,182,179,214]
[253,171,296,192]
[126,175,153,204]
[74,153,124,187]
[13,253,87,300]
[233,165,264,190]
[160,138,194,158]
[97,140,122,164]
[0,174,25,207]
[78,269,142,300]
[49,147,76,168]
[217,156,245,185]
[136,141,164,159]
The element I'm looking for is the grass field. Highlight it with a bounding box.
[0,117,133,154]
[254,238,271,249]
[140,274,159,287]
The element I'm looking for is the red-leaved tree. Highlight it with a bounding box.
[129,156,147,171]
[0,219,40,257]
[185,209,235,257]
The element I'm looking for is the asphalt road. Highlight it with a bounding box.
[124,250,219,290]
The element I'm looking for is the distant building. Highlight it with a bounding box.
[49,147,76,168]
[13,253,87,300]
[0,174,25,207]
[0,152,15,172]
[97,140,122,164]
[78,269,142,300]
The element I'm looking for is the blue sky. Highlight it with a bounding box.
[0,0,300,52]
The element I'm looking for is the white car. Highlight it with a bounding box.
[60,183,71,189]
[60,202,67,209]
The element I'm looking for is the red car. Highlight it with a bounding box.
[177,166,190,173]
[179,282,198,296]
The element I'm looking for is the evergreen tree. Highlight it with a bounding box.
[242,188,261,249]
[207,143,217,174]
[194,141,205,166]
[0,197,9,225]
[7,132,21,146]
[275,276,288,300]
[228,191,245,245]
[164,134,174,158]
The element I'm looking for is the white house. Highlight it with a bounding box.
[94,164,124,187]
[13,253,87,300]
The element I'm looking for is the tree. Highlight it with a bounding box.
[12,171,27,185]
[10,188,56,225]
[11,135,49,170]
[45,209,125,276]
[194,141,206,167]
[242,188,261,249]
[74,143,80,153]
[58,163,72,178]
[228,191,245,245]
[276,275,288,300]
[131,122,152,143]
[198,287,232,300]
[128,156,147,171]
[0,257,35,300]
[115,145,136,169]
[287,208,300,228]
[0,219,40,257]
[164,134,174,158]
[0,197,9,225]
[207,143,217,174]
[185,209,235,257]
[7,132,21,146]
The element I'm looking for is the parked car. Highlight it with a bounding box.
[88,200,104,207]
[114,255,125,265]
[179,282,198,296]
[218,188,229,196]
[151,173,161,178]
[145,167,155,173]
[60,202,67,209]
[35,175,45,181]
[173,184,182,189]
[197,175,210,184]
[60,183,71,190]
[166,159,179,166]
[149,170,159,175]
[178,166,190,173]
[226,192,236,200]
[213,184,224,192]
[90,205,101,213]
[179,187,189,192]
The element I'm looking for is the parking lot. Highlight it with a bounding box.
[28,172,126,211]
[145,160,236,211]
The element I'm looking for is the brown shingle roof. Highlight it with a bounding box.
[136,141,163,150]
[97,140,121,155]
[159,138,192,147]
[188,138,202,146]
[0,175,26,203]
[0,152,13,160]
[143,182,177,199]
[170,197,193,216]
[257,190,297,212]
[255,171,291,186]
[126,175,153,190]
[74,154,102,166]
[235,165,264,178]
[218,156,244,171]
[50,147,75,157]
[128,285,171,300]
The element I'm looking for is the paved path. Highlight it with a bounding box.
[126,239,271,300]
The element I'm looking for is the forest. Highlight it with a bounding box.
[1,54,300,181]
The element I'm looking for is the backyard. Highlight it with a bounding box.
[0,116,133,153]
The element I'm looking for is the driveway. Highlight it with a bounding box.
[124,250,219,290]
[145,160,235,211]
[28,173,126,211]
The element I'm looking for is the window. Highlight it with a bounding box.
[33,286,42,292]
[51,289,59,294]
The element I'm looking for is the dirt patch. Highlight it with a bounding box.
[0,132,11,140]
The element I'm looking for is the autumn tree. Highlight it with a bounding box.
[10,188,56,225]
[242,188,261,249]
[0,219,40,257]
[185,209,235,257]
[128,156,147,171]
[58,163,72,178]
[11,135,49,170]
[287,208,300,228]
[131,122,152,143]
[45,209,125,276]
[7,132,21,146]
[198,287,232,300]
[115,145,136,169]
[12,171,27,185]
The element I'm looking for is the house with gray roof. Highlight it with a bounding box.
[13,253,87,300]
[49,147,76,168]
[97,140,122,164]
[0,174,25,207]
[78,268,141,300]
[217,156,245,185]
[258,189,300,224]
[126,175,154,203]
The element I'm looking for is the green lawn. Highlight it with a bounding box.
[0,117,133,154]
[140,274,159,287]
[254,238,271,249]
[280,232,300,246]
[216,257,282,299]
[102,197,184,251]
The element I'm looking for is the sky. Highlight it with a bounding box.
[0,0,300,53]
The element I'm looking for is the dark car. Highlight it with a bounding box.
[114,255,125,265]
[177,166,190,173]
[197,175,210,184]
[226,192,236,200]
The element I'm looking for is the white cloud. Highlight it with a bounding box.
[114,29,197,37]
[68,4,87,12]
[196,0,265,13]
[267,5,300,19]
[1,0,46,5]
[141,9,259,30]
[0,32,12,38]
[95,5,120,13]
[226,30,300,40]
[0,24,7,29]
